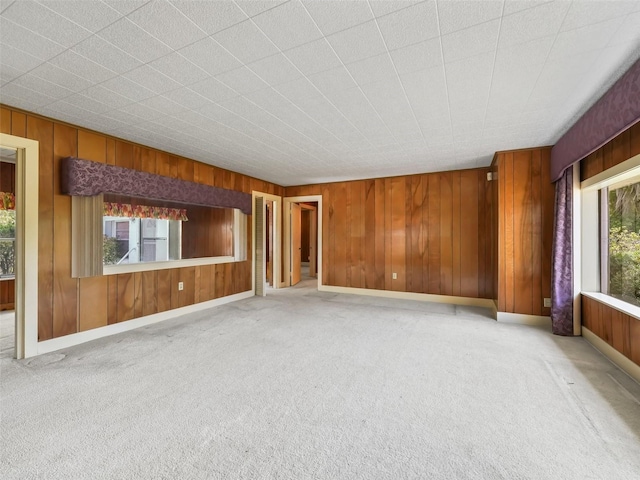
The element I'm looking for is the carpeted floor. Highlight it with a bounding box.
[2,278,640,479]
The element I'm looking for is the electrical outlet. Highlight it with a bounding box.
[178,282,184,291]
[543,298,551,308]
[392,273,397,280]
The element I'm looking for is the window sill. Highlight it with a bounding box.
[103,255,238,275]
[581,291,640,321]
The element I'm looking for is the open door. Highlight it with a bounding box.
[309,207,317,278]
[290,202,301,286]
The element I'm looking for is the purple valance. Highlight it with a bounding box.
[61,157,252,215]
[550,58,640,182]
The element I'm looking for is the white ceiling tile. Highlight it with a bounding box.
[98,17,173,63]
[234,0,287,18]
[3,0,92,47]
[1,0,15,13]
[138,95,190,115]
[215,66,270,95]
[437,0,504,34]
[389,37,442,75]
[327,20,388,64]
[347,53,397,87]
[284,38,342,76]
[607,9,640,46]
[503,0,549,17]
[369,0,423,18]
[273,76,322,103]
[29,62,94,92]
[148,52,209,86]
[303,0,373,36]
[37,0,123,32]
[122,64,182,94]
[100,75,156,102]
[1,81,57,107]
[560,0,636,32]
[377,1,439,50]
[49,50,117,84]
[62,93,113,114]
[400,65,448,107]
[188,77,240,103]
[247,53,302,86]
[0,43,45,74]
[1,65,22,85]
[11,73,74,99]
[84,84,132,109]
[500,1,570,46]
[100,0,149,16]
[548,17,625,62]
[127,0,207,50]
[495,34,554,67]
[178,37,242,77]
[170,0,247,34]
[71,35,143,74]
[252,0,323,50]
[308,66,358,96]
[441,18,500,63]
[0,17,65,60]
[213,19,279,64]
[118,101,166,121]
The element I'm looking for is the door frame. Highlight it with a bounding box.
[283,195,322,288]
[0,133,39,359]
[252,191,283,294]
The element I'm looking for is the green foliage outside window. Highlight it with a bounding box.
[608,183,640,306]
[0,210,15,277]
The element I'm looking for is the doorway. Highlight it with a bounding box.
[284,195,322,288]
[253,191,282,297]
[0,146,16,359]
[0,133,39,359]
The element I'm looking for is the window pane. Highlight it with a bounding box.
[0,210,15,278]
[104,216,180,265]
[608,180,640,307]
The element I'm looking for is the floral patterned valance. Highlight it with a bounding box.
[0,192,15,210]
[104,202,188,221]
[62,157,252,215]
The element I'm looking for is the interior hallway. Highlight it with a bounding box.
[1,286,639,479]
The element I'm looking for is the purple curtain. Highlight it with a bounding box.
[551,167,574,336]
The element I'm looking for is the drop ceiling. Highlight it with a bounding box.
[1,0,639,186]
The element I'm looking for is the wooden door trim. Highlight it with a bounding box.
[0,133,39,359]
[252,191,283,292]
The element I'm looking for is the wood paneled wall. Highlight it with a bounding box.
[582,295,640,365]
[0,105,283,340]
[0,161,15,193]
[286,168,493,298]
[493,148,555,316]
[581,123,640,181]
[182,206,234,259]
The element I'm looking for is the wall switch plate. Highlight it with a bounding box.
[392,273,397,280]
[178,282,184,291]
[543,298,551,308]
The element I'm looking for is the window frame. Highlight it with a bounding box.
[581,153,640,320]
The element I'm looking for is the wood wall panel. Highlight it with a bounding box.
[1,105,283,340]
[582,295,639,365]
[581,123,640,181]
[285,167,493,299]
[493,148,554,316]
[0,280,14,311]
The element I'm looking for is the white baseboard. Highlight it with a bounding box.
[318,284,494,308]
[36,291,253,356]
[582,327,640,384]
[496,312,551,327]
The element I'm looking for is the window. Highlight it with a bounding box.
[0,209,15,279]
[601,177,640,307]
[103,217,181,265]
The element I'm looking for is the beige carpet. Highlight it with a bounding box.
[2,280,640,479]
